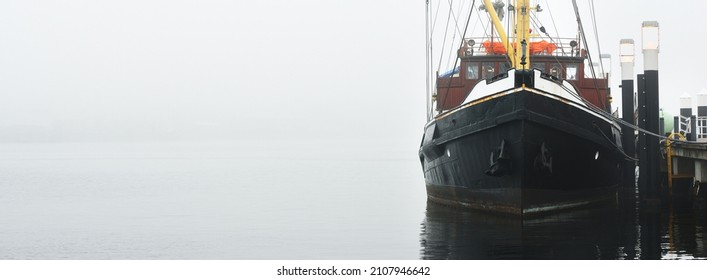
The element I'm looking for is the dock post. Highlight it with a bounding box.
[641,21,661,204]
[620,39,636,187]
[667,137,673,190]
[690,116,698,142]
[637,22,663,258]
[637,74,647,192]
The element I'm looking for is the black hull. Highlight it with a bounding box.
[420,73,624,216]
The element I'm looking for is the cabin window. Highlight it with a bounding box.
[566,64,579,80]
[500,62,511,73]
[466,63,479,79]
[531,62,546,72]
[482,62,495,79]
[550,63,563,79]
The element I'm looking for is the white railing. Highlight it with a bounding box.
[671,115,707,142]
[678,115,692,135]
[698,116,707,141]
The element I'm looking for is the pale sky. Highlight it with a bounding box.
[0,0,704,142]
[0,0,424,142]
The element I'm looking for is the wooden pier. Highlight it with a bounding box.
[662,136,706,196]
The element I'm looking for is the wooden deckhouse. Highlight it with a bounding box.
[435,39,611,113]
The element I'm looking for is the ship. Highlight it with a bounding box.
[419,0,625,215]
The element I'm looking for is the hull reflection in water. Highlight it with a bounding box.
[421,191,707,260]
[662,194,707,259]
[420,199,627,259]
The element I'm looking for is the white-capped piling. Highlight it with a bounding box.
[698,94,707,118]
[620,39,635,159]
[639,21,661,202]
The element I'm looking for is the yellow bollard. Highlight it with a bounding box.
[665,133,686,190]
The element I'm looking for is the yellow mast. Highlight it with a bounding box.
[515,0,531,69]
[482,0,514,67]
[483,0,533,69]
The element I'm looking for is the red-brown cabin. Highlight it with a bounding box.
[435,39,610,113]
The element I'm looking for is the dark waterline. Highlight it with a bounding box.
[419,184,707,259]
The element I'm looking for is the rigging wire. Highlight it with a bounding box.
[480,9,492,38]
[529,14,552,43]
[571,0,606,110]
[456,0,469,37]
[527,1,604,116]
[589,0,606,77]
[439,0,477,111]
[473,6,492,55]
[543,0,563,46]
[436,2,454,74]
[593,123,639,162]
[523,5,572,75]
[436,0,469,75]
[507,0,513,50]
[555,73,684,148]
[430,0,443,35]
[449,0,468,39]
[478,1,513,69]
[430,0,477,118]
[444,0,468,71]
[468,6,481,40]
[505,1,514,68]
[426,0,432,120]
[425,0,442,121]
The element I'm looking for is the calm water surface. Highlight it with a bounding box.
[421,194,707,259]
[0,139,705,259]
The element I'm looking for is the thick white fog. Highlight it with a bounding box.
[1,0,706,142]
[0,0,424,142]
